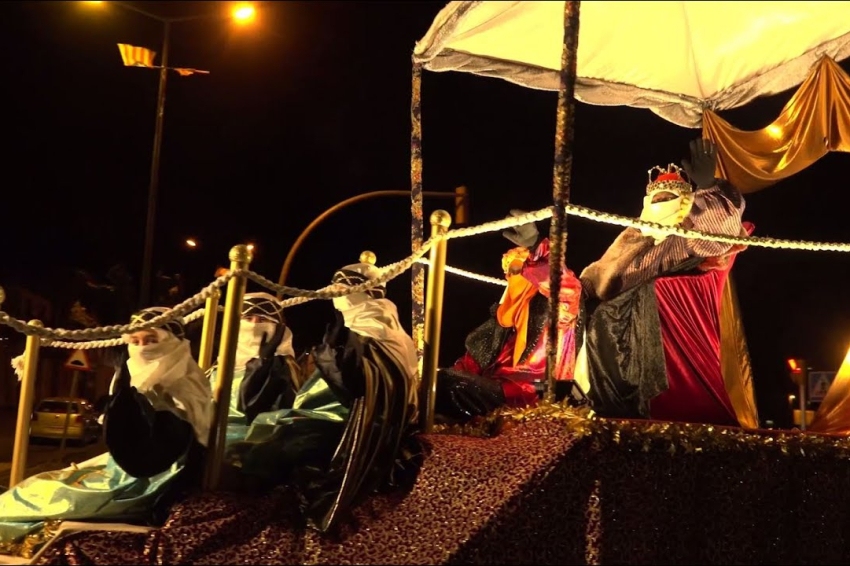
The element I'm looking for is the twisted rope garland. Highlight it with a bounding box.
[3,202,849,346]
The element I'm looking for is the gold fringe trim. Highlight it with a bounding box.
[0,519,62,559]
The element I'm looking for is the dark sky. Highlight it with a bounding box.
[3,1,850,423]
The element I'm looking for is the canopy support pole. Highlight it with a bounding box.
[411,61,425,385]
[545,1,582,403]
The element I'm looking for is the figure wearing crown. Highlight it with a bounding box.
[575,138,755,426]
[434,210,583,423]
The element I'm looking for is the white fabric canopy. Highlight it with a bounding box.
[414,1,850,127]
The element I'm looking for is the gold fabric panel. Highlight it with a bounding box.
[703,57,850,193]
[719,276,759,429]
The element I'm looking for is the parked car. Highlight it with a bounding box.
[30,397,102,445]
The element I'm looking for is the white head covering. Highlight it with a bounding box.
[331,262,419,389]
[638,164,695,244]
[116,308,213,447]
[235,292,295,369]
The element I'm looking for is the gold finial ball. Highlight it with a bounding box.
[229,244,253,264]
[0,286,4,306]
[430,209,452,228]
[359,250,377,265]
[28,320,44,328]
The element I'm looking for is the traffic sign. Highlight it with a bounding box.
[809,371,836,402]
[64,350,93,372]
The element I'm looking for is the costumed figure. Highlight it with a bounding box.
[576,138,757,426]
[0,308,212,547]
[208,292,303,446]
[435,210,582,423]
[228,255,420,532]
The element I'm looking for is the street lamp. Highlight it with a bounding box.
[83,1,257,307]
[185,238,198,248]
[232,3,257,24]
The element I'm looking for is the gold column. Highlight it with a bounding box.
[198,290,220,372]
[546,1,582,403]
[420,210,451,433]
[10,321,43,487]
[203,245,252,491]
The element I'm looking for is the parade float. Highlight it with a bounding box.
[4,1,850,564]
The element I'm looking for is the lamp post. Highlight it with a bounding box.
[84,1,256,307]
[276,187,469,292]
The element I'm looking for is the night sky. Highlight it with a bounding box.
[3,1,850,424]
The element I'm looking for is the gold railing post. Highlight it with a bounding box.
[203,245,252,491]
[198,289,220,372]
[10,320,43,487]
[420,210,451,433]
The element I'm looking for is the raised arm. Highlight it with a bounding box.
[680,139,746,258]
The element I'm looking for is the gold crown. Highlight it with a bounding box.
[646,163,694,197]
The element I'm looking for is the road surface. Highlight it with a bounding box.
[0,409,105,489]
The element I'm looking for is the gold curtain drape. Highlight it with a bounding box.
[703,56,850,193]
[719,275,759,429]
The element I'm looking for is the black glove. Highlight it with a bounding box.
[435,368,506,423]
[259,323,286,362]
[502,209,540,249]
[681,138,718,189]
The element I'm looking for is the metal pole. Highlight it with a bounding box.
[198,290,221,372]
[139,20,171,307]
[420,210,451,433]
[203,245,252,491]
[545,1,582,403]
[798,371,808,431]
[57,371,81,464]
[9,321,43,487]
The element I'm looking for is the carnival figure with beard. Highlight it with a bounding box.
[0,308,211,547]
[229,256,421,532]
[575,138,758,426]
[435,210,582,423]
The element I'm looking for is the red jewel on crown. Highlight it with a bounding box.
[646,163,694,196]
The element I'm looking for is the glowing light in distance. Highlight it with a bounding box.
[232,3,256,24]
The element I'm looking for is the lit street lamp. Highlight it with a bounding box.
[83,1,257,307]
[185,238,198,249]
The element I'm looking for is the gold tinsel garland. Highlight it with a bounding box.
[432,400,594,438]
[432,401,850,460]
[0,520,62,559]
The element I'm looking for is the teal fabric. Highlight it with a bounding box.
[0,367,250,546]
[0,452,182,544]
[225,372,348,483]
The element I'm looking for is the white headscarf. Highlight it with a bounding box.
[116,328,213,447]
[331,263,419,389]
[235,292,295,369]
[236,321,295,369]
